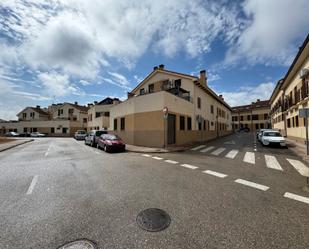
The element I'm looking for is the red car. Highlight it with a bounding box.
[97,134,126,152]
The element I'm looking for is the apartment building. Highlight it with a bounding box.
[270,34,309,142]
[87,97,120,131]
[0,102,89,136]
[109,65,232,147]
[232,100,271,132]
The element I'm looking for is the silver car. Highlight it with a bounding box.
[74,130,87,140]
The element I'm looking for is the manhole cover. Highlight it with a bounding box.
[136,208,171,232]
[57,239,97,249]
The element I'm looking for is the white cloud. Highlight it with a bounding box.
[224,0,309,66]
[220,82,275,107]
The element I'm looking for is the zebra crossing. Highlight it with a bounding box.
[190,145,309,177]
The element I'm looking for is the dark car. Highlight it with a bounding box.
[5,131,20,137]
[237,127,250,132]
[97,134,125,152]
[84,130,108,147]
[19,132,31,137]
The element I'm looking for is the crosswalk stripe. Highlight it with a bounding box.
[152,156,163,160]
[286,159,309,177]
[243,152,255,164]
[191,145,206,151]
[202,170,227,178]
[180,164,199,169]
[211,147,226,156]
[225,150,239,159]
[164,159,178,164]
[200,146,215,153]
[142,154,151,157]
[265,155,283,171]
[235,179,269,191]
[284,192,309,205]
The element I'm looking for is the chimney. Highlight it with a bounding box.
[256,99,260,102]
[218,95,224,101]
[94,101,98,105]
[36,105,40,109]
[127,92,135,99]
[199,70,207,86]
[87,103,93,107]
[158,64,165,69]
[153,66,158,70]
[74,101,78,105]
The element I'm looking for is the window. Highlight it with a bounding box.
[51,127,55,133]
[140,88,145,95]
[95,112,101,118]
[24,127,27,132]
[210,105,214,114]
[68,108,74,114]
[197,97,201,109]
[104,112,110,117]
[295,115,299,127]
[83,118,87,123]
[264,113,268,120]
[292,117,295,127]
[148,84,154,93]
[198,122,202,131]
[260,123,264,129]
[89,114,92,122]
[240,116,243,121]
[32,128,37,132]
[203,120,206,130]
[62,127,67,134]
[120,117,125,130]
[187,117,192,130]
[30,112,35,118]
[252,114,258,120]
[73,117,77,121]
[23,113,27,119]
[234,116,238,121]
[58,109,63,116]
[247,115,251,120]
[180,116,185,130]
[287,118,291,128]
[114,119,118,130]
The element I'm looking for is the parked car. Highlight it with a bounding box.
[237,127,250,132]
[257,129,271,141]
[5,131,19,137]
[260,131,286,147]
[30,132,46,137]
[84,130,108,147]
[74,130,87,140]
[19,132,31,137]
[97,134,126,152]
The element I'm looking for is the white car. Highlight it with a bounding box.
[30,132,46,137]
[257,129,273,141]
[74,130,87,140]
[260,131,286,147]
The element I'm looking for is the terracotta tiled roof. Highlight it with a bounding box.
[232,100,270,112]
[67,103,89,112]
[30,107,49,116]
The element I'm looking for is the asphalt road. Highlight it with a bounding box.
[0,133,309,249]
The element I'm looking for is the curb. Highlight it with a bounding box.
[126,148,187,154]
[0,139,34,152]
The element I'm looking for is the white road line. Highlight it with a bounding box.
[180,164,199,170]
[286,159,309,177]
[265,155,283,171]
[202,170,227,178]
[200,146,215,153]
[44,144,52,157]
[284,192,309,205]
[243,152,255,164]
[191,145,206,151]
[225,150,239,159]
[164,160,178,164]
[94,151,101,155]
[152,156,163,160]
[26,175,39,195]
[211,147,226,156]
[142,154,152,157]
[235,179,269,191]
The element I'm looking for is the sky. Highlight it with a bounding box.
[0,0,308,120]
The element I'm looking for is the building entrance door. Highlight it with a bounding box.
[167,114,176,144]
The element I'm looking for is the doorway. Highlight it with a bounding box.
[167,114,176,144]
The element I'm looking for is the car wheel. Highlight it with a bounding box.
[104,145,108,152]
[97,143,100,149]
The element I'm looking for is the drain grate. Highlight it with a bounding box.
[136,208,171,232]
[57,239,97,249]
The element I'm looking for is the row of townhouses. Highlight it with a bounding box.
[0,65,233,147]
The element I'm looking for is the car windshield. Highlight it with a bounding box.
[263,132,281,137]
[77,131,86,134]
[95,130,106,136]
[103,134,119,140]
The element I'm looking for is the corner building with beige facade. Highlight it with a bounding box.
[231,100,271,132]
[110,65,232,147]
[270,34,309,142]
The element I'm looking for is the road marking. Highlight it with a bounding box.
[142,154,152,157]
[94,151,101,155]
[224,140,236,145]
[235,179,269,191]
[243,152,255,164]
[265,155,283,171]
[202,170,227,178]
[286,159,309,177]
[164,159,178,164]
[191,145,206,151]
[211,147,226,156]
[225,150,239,159]
[26,175,39,195]
[44,144,52,157]
[180,164,198,169]
[152,156,163,160]
[283,192,309,205]
[200,146,215,153]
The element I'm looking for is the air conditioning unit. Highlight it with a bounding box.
[299,68,309,79]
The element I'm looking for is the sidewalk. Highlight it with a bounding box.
[0,139,33,152]
[126,144,190,153]
[285,138,309,162]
